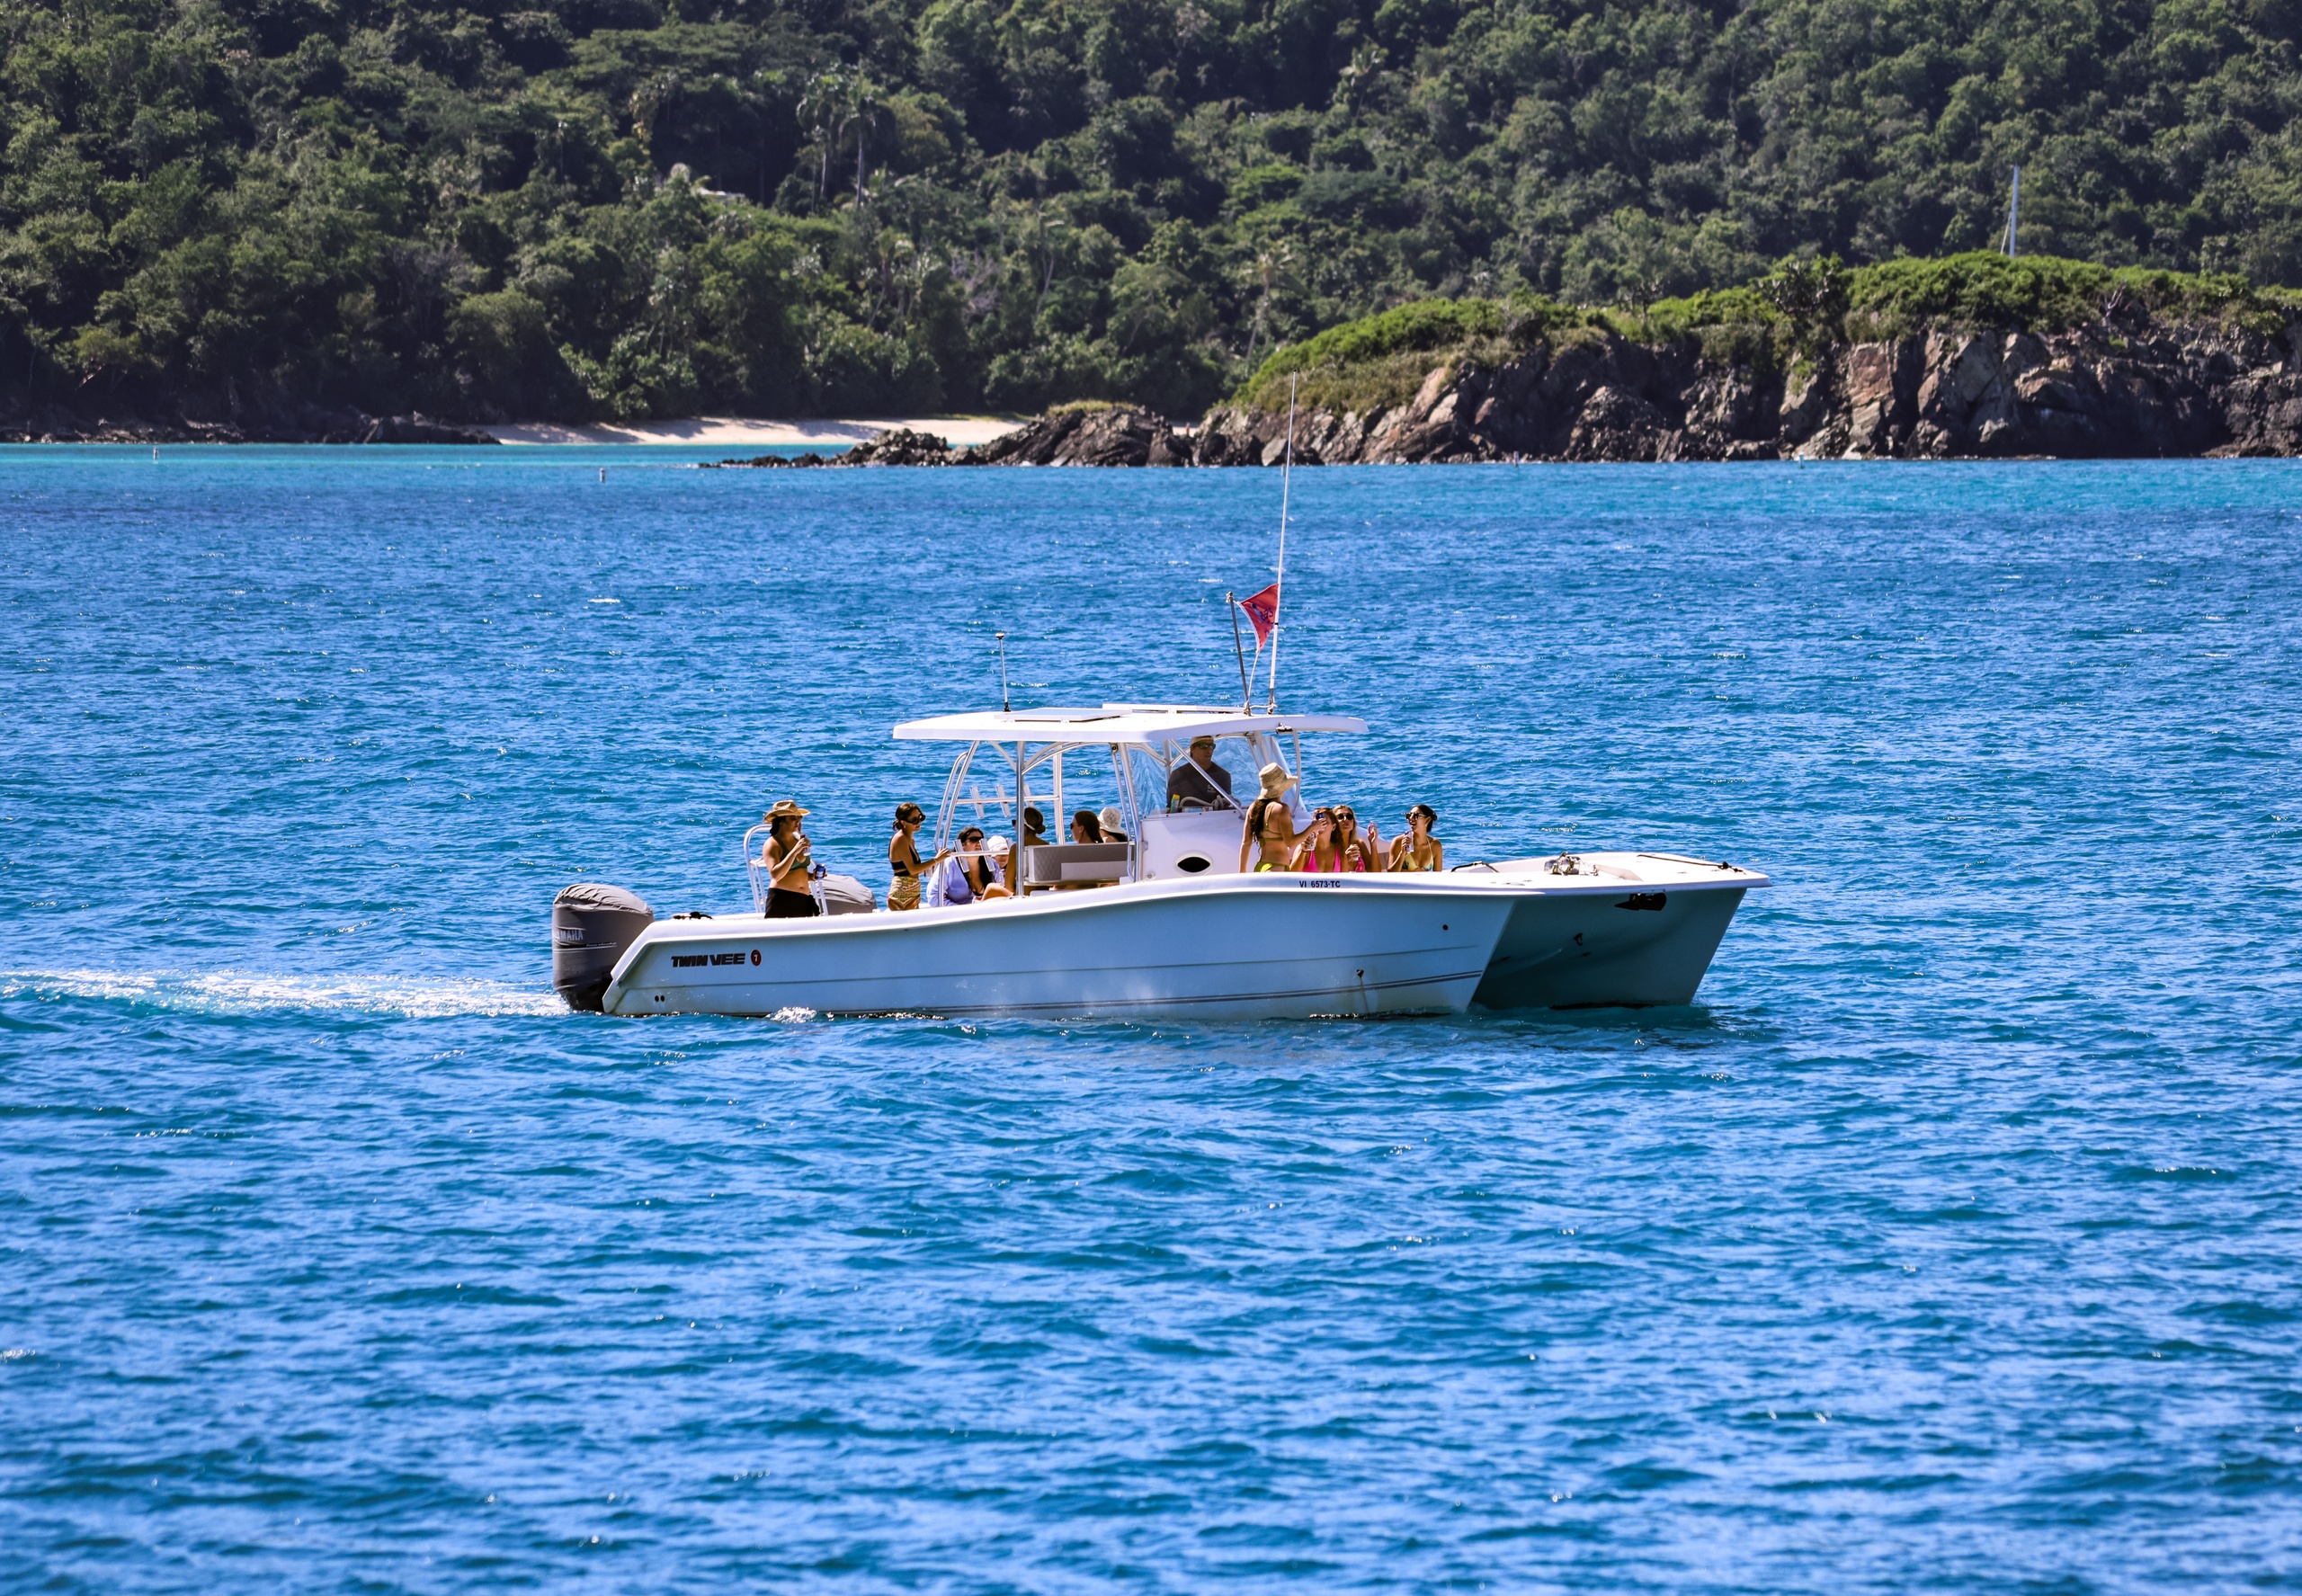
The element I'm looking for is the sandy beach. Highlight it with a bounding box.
[485,415,1022,447]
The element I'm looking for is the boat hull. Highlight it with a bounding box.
[1472,882,1750,1009]
[602,878,1517,1021]
[593,857,1767,1021]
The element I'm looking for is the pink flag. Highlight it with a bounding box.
[1236,582,1280,646]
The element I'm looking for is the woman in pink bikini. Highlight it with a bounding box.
[1291,808,1352,872]
[1333,804,1384,872]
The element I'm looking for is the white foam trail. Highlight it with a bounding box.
[0,967,566,1019]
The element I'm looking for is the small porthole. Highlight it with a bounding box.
[1177,854,1212,874]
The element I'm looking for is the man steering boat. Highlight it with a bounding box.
[1164,734,1236,811]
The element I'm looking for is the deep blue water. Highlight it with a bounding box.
[4,447,2301,1592]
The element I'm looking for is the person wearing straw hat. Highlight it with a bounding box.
[1238,762,1302,872]
[759,799,819,917]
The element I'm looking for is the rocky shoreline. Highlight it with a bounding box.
[26,308,2302,461]
[714,309,2302,468]
[1193,315,2302,465]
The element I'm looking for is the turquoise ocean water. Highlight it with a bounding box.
[4,447,2300,1591]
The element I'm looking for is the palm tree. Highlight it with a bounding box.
[1241,244,1294,371]
[798,68,850,203]
[837,76,889,206]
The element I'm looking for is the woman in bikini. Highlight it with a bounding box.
[1237,762,1301,872]
[1333,804,1383,871]
[760,799,819,917]
[1290,807,1348,872]
[887,802,948,912]
[1388,804,1443,871]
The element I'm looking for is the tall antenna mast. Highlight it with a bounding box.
[1264,373,1296,713]
[995,631,1010,712]
[2005,165,2021,258]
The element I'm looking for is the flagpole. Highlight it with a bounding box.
[1265,373,1296,713]
[1227,592,1252,712]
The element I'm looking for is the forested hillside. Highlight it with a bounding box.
[5,0,2299,430]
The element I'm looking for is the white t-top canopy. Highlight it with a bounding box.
[892,704,1369,743]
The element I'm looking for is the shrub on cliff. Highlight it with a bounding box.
[1240,298,1593,411]
[1230,254,2302,416]
[1845,254,2297,339]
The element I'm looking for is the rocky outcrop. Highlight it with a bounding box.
[708,407,1199,468]
[840,428,959,465]
[1191,313,2302,464]
[355,413,500,444]
[959,406,1192,466]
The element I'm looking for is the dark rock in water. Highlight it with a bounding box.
[707,432,953,468]
[357,413,499,445]
[959,406,1191,467]
[840,428,956,466]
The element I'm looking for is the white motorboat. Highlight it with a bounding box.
[551,705,1769,1020]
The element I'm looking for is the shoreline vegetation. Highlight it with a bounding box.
[8,0,2302,451]
[24,253,2302,459]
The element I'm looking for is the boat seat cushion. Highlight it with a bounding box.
[1022,843,1131,886]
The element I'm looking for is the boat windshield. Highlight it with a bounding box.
[1124,733,1261,815]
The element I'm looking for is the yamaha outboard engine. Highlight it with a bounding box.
[552,883,655,1012]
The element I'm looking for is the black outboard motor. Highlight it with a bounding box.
[552,883,655,1012]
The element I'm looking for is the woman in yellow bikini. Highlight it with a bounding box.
[1237,762,1302,872]
[887,802,950,912]
[1388,804,1444,871]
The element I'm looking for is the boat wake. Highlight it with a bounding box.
[0,967,565,1020]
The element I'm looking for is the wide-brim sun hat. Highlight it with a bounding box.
[1097,806,1126,833]
[1257,762,1298,796]
[764,799,810,820]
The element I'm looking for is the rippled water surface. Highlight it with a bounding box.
[4,447,2301,1592]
